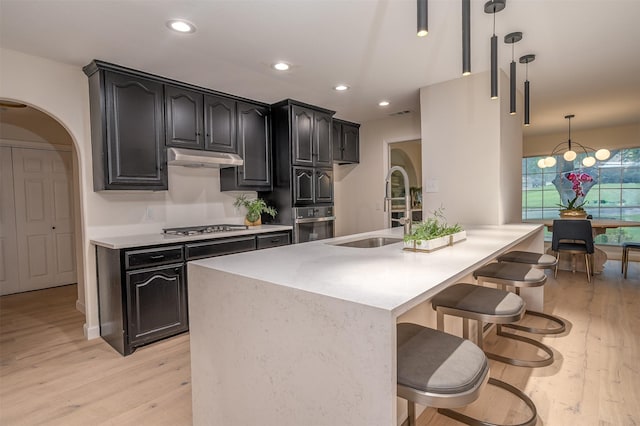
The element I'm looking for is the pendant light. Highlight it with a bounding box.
[519,54,535,126]
[504,32,522,115]
[417,0,428,37]
[462,0,471,75]
[484,0,505,99]
[538,115,611,169]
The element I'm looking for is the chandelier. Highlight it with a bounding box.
[537,115,611,169]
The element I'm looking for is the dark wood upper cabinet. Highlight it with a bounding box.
[332,118,360,164]
[315,168,333,203]
[220,101,272,191]
[204,94,237,153]
[165,87,237,153]
[314,112,333,167]
[293,167,314,205]
[292,106,314,165]
[84,61,167,191]
[291,104,332,167]
[263,100,335,213]
[165,85,204,149]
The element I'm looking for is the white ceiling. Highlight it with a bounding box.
[1,0,639,136]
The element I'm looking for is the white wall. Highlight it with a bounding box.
[419,70,522,226]
[523,122,640,157]
[0,48,254,338]
[333,114,421,236]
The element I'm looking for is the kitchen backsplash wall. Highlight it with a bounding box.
[87,166,253,239]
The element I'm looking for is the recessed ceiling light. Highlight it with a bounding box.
[273,62,290,71]
[166,19,196,33]
[334,84,349,91]
[378,101,390,107]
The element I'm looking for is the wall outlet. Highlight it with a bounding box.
[144,207,154,221]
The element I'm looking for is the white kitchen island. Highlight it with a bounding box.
[188,223,544,426]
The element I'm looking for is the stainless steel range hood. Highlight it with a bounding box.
[167,147,243,168]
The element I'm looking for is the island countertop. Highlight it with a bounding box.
[190,223,542,315]
[187,222,544,426]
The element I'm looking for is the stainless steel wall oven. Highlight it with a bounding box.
[293,206,335,243]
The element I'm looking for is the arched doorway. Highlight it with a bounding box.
[0,99,83,308]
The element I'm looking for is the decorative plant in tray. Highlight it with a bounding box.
[403,207,466,252]
[234,194,277,226]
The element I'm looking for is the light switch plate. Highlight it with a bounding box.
[425,179,439,193]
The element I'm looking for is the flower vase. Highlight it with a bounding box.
[559,209,588,219]
[245,216,261,226]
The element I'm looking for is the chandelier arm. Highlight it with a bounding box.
[549,142,569,156]
[573,142,594,156]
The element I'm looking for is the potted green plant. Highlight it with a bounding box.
[234,194,277,226]
[403,208,465,252]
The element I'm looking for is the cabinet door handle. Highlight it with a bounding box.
[150,255,165,260]
[270,238,280,243]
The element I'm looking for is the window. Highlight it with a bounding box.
[522,147,640,244]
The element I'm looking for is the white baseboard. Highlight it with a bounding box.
[75,299,85,314]
[84,323,100,340]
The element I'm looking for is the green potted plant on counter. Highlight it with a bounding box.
[403,208,465,252]
[234,194,277,226]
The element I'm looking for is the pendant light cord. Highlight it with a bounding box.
[567,116,572,150]
[493,6,496,36]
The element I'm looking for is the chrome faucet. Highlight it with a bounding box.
[384,166,412,236]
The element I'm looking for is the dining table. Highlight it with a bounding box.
[525,219,640,273]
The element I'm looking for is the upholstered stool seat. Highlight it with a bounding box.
[497,250,558,269]
[473,262,547,288]
[622,242,640,279]
[475,261,566,336]
[397,322,537,426]
[432,283,554,368]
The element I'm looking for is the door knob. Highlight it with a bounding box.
[52,226,56,230]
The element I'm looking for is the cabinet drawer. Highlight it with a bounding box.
[186,236,256,260]
[256,232,291,249]
[125,246,184,270]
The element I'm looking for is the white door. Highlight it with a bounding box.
[12,147,75,293]
[0,147,20,295]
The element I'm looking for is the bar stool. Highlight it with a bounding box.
[397,322,537,426]
[495,252,566,335]
[431,283,554,368]
[622,242,640,279]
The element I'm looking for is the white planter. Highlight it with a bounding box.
[403,230,467,252]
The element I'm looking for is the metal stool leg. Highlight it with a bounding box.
[438,378,537,426]
[501,287,566,335]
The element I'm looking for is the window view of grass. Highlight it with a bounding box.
[522,147,640,245]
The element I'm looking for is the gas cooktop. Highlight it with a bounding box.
[163,224,249,236]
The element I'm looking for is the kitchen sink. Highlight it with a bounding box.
[332,237,403,248]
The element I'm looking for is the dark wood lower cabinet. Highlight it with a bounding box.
[97,245,188,356]
[126,263,187,347]
[96,230,291,356]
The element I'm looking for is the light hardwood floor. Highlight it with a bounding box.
[0,261,638,426]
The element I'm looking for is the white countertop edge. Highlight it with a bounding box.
[190,223,544,316]
[90,224,293,249]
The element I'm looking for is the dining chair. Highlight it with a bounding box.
[551,219,595,282]
[622,242,640,279]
